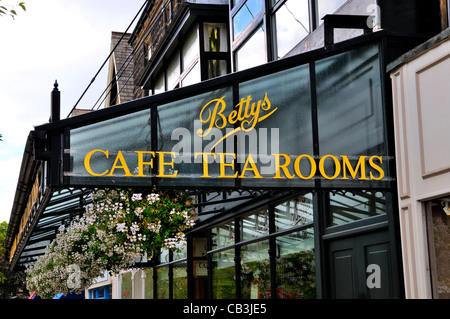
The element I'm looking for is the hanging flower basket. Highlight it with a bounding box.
[26,188,196,298]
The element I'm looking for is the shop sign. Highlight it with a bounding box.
[65,42,392,188]
[81,93,385,182]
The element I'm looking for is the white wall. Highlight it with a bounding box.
[390,31,450,298]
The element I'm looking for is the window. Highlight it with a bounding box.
[89,285,112,299]
[272,0,310,59]
[151,22,230,93]
[231,0,352,70]
[208,193,316,299]
[317,0,347,23]
[121,272,133,299]
[232,0,264,40]
[204,23,228,52]
[234,25,265,71]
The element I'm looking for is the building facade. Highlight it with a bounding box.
[389,27,450,299]
[5,0,449,300]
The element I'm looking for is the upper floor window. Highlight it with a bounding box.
[231,0,349,71]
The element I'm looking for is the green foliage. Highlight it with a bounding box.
[0,1,26,19]
[26,188,196,298]
[0,221,7,258]
[0,222,27,299]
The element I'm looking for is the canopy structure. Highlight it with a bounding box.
[6,31,403,270]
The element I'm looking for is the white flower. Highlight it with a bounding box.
[131,193,142,201]
[116,223,127,232]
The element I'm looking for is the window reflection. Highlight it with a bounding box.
[173,262,188,299]
[241,210,269,241]
[156,266,170,299]
[329,191,386,226]
[212,249,236,298]
[276,229,315,299]
[233,0,264,39]
[211,220,235,250]
[240,241,271,299]
[272,0,310,59]
[275,193,313,232]
[234,25,265,71]
[204,22,228,52]
[318,0,347,21]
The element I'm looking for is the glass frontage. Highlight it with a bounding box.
[209,193,316,299]
[212,248,236,299]
[276,229,315,299]
[241,240,271,299]
[66,41,390,190]
[156,266,170,299]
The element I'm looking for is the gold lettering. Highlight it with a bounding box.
[369,156,385,180]
[135,151,155,177]
[108,151,133,177]
[341,156,368,180]
[217,153,238,178]
[294,154,316,179]
[157,152,178,177]
[197,96,227,137]
[239,154,262,178]
[319,155,340,180]
[84,149,109,176]
[195,152,216,178]
[273,154,294,179]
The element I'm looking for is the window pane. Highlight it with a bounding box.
[329,191,387,226]
[241,210,269,241]
[154,73,165,94]
[145,268,154,299]
[234,25,265,71]
[276,229,316,299]
[207,59,227,79]
[211,220,235,250]
[167,52,180,89]
[156,266,170,299]
[173,262,188,299]
[204,22,228,52]
[182,27,199,71]
[233,0,264,39]
[316,43,385,156]
[318,0,347,21]
[241,240,270,299]
[212,248,236,298]
[181,61,200,86]
[173,241,188,261]
[272,0,310,59]
[121,272,132,299]
[275,194,313,232]
[160,248,170,264]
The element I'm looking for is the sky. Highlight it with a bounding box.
[0,0,145,223]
